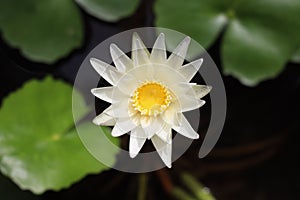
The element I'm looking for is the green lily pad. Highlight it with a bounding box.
[76,0,140,22]
[155,0,300,85]
[155,0,228,48]
[291,48,300,63]
[0,77,119,194]
[0,0,83,63]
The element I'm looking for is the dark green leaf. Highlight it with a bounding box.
[76,0,140,22]
[222,19,292,85]
[155,0,300,85]
[155,0,228,48]
[291,48,300,63]
[0,0,83,63]
[0,77,119,194]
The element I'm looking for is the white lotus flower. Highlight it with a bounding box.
[91,33,211,168]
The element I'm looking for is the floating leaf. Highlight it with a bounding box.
[155,0,228,48]
[0,77,119,194]
[155,0,300,85]
[291,48,300,63]
[0,0,83,63]
[76,0,140,22]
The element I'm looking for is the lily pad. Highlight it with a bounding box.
[76,0,140,22]
[291,48,300,63]
[0,0,83,63]
[0,77,119,194]
[155,0,300,85]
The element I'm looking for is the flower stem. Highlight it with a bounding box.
[138,174,148,200]
[156,168,173,195]
[181,173,216,200]
[172,187,195,200]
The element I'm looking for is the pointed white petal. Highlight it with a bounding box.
[92,110,116,126]
[106,100,130,118]
[117,73,139,95]
[140,115,151,127]
[191,85,212,99]
[110,44,134,72]
[129,63,155,81]
[110,69,123,84]
[93,106,116,126]
[130,126,147,139]
[90,58,121,85]
[140,116,153,138]
[111,125,126,137]
[167,36,191,69]
[91,87,114,103]
[178,58,203,81]
[110,87,130,103]
[128,103,138,117]
[145,64,155,79]
[129,135,146,158]
[180,96,206,113]
[153,65,187,93]
[141,117,164,139]
[156,125,172,144]
[132,32,150,66]
[169,82,194,98]
[151,135,172,168]
[130,114,141,126]
[150,33,167,63]
[161,102,181,126]
[112,117,136,137]
[173,114,199,139]
[90,58,110,75]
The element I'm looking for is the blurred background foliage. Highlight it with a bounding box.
[155,0,300,85]
[0,0,299,199]
[0,0,299,84]
[0,77,120,194]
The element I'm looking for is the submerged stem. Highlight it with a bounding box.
[172,187,195,200]
[138,174,148,200]
[181,173,216,200]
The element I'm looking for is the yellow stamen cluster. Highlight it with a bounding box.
[131,82,172,116]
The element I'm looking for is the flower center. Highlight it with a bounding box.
[131,82,172,116]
